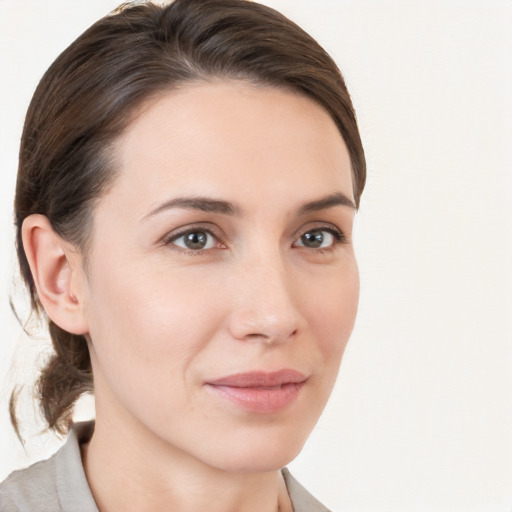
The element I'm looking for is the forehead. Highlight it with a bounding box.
[103,80,353,215]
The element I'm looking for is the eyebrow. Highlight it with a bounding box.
[143,191,355,220]
[144,197,240,219]
[298,192,356,214]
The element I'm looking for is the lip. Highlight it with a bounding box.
[205,370,307,414]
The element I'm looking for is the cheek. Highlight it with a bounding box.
[83,259,224,396]
[306,259,359,362]
[83,270,228,437]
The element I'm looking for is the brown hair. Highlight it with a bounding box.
[12,0,366,435]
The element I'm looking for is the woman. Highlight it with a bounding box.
[1,0,365,510]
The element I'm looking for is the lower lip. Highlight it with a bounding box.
[206,382,304,414]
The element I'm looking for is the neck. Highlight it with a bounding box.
[81,413,292,512]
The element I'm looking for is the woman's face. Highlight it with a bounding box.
[78,81,359,472]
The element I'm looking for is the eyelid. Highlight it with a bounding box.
[292,222,347,247]
[161,223,226,251]
[159,221,348,253]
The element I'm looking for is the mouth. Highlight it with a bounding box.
[205,370,307,414]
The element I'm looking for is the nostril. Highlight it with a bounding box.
[246,333,269,340]
[228,303,301,344]
[259,329,298,345]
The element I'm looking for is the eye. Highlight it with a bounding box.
[294,228,343,249]
[169,229,218,251]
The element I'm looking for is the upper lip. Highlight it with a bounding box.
[207,370,307,388]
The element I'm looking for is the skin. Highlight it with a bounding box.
[27,81,359,512]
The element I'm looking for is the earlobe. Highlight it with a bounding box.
[21,214,89,335]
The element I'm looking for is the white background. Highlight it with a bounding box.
[1,1,511,511]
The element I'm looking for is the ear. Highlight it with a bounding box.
[21,214,89,335]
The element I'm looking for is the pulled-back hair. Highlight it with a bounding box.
[13,0,366,435]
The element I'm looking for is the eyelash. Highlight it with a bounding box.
[161,223,346,255]
[293,224,347,251]
[161,224,225,255]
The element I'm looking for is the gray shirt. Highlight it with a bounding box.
[0,422,330,512]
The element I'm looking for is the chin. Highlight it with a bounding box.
[200,423,311,474]
[212,448,304,474]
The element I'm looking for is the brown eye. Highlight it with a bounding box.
[171,230,216,250]
[295,229,339,249]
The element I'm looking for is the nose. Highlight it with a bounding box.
[227,253,302,344]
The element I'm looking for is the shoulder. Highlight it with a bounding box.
[0,453,60,512]
[0,422,97,512]
[282,468,332,512]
